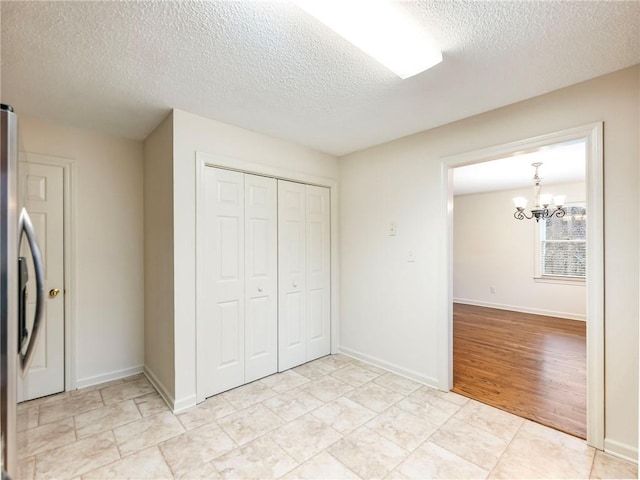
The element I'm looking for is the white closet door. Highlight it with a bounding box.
[278,180,307,371]
[17,161,65,401]
[306,185,331,361]
[199,167,245,397]
[244,174,278,382]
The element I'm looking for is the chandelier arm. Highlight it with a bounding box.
[514,209,533,220]
[553,208,566,219]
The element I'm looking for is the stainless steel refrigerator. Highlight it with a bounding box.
[1,104,45,479]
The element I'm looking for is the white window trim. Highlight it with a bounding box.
[533,202,586,283]
[533,275,586,285]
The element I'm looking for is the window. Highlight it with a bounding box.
[536,204,586,280]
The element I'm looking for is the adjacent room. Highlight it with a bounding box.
[452,141,588,439]
[1,1,638,479]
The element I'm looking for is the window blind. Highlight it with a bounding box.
[539,205,586,278]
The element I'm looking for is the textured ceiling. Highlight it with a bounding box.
[1,1,639,156]
[454,140,585,196]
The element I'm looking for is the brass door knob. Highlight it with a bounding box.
[49,288,61,298]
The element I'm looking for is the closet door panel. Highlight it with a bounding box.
[219,301,242,366]
[199,167,245,397]
[306,185,331,361]
[278,180,307,371]
[244,174,278,382]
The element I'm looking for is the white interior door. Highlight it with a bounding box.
[199,167,245,397]
[17,161,64,402]
[306,185,331,361]
[244,174,277,382]
[278,180,307,371]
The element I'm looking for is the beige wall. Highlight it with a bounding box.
[454,182,586,320]
[339,66,639,457]
[171,109,339,408]
[143,113,175,398]
[17,115,145,387]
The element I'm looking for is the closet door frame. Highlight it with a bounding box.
[195,153,340,404]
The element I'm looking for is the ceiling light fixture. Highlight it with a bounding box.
[513,162,566,222]
[295,0,442,79]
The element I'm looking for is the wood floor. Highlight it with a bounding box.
[452,303,586,439]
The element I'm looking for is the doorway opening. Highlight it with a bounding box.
[439,123,603,449]
[451,139,587,438]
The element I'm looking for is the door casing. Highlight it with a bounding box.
[438,123,604,449]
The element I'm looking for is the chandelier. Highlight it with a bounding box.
[513,162,566,222]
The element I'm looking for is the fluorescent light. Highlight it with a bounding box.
[295,0,442,79]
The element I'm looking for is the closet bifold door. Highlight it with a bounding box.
[305,185,331,362]
[244,174,278,383]
[278,181,331,371]
[278,180,307,371]
[199,167,245,398]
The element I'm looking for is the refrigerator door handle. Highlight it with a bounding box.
[17,207,45,374]
[17,257,29,353]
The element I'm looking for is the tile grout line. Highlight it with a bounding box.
[430,412,511,475]
[22,356,613,480]
[25,360,391,471]
[587,448,596,479]
[81,431,137,480]
[301,372,418,473]
[266,361,422,459]
[214,431,301,480]
[276,449,360,480]
[453,399,524,442]
[156,440,180,479]
[485,417,527,479]
[112,426,124,460]
[212,374,354,466]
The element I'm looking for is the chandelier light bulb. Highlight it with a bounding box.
[539,194,553,207]
[554,195,566,207]
[513,197,528,209]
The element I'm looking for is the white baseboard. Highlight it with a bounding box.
[453,298,586,321]
[339,346,440,390]
[143,365,174,411]
[604,438,638,464]
[143,365,197,414]
[75,365,143,389]
[173,395,197,413]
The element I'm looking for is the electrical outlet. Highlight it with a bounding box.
[389,223,397,236]
[407,251,415,262]
[490,286,496,293]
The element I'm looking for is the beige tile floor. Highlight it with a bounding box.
[17,354,637,479]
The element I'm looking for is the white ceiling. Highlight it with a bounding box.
[453,140,586,196]
[1,1,639,156]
